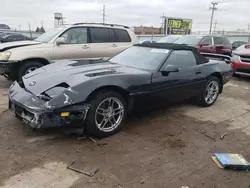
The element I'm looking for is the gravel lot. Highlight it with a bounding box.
[0,77,250,188]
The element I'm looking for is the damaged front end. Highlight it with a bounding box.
[8,81,90,129]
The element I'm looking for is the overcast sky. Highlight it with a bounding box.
[1,0,250,32]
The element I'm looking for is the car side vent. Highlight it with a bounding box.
[56,82,70,88]
[85,71,116,77]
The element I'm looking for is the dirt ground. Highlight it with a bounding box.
[0,77,250,188]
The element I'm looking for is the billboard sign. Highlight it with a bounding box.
[165,18,192,35]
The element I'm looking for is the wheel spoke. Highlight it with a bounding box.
[113,108,124,116]
[96,108,105,116]
[111,116,117,124]
[100,118,109,128]
[108,98,114,109]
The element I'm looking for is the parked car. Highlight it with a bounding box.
[140,40,156,44]
[0,23,137,81]
[0,32,11,38]
[232,46,250,77]
[234,43,250,52]
[8,43,232,137]
[0,34,32,43]
[0,24,10,30]
[174,35,232,56]
[157,35,181,43]
[232,41,247,51]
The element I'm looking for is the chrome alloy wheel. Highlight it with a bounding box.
[95,97,124,132]
[25,67,38,75]
[205,80,219,104]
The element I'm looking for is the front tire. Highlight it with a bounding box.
[85,91,127,138]
[196,77,220,107]
[17,61,44,81]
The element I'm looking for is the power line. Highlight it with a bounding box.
[209,1,218,34]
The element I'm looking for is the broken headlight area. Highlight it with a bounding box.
[9,100,90,128]
[9,81,90,129]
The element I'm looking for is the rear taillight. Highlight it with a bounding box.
[245,44,250,49]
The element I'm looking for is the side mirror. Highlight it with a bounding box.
[162,64,179,76]
[200,42,209,47]
[56,37,65,46]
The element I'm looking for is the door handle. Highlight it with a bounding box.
[196,71,201,75]
[112,44,117,47]
[82,45,89,49]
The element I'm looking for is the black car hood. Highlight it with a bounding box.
[22,59,149,96]
[0,40,41,52]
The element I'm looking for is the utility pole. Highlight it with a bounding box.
[160,13,165,34]
[248,24,250,42]
[213,20,218,33]
[209,1,218,34]
[102,5,106,24]
[28,22,32,39]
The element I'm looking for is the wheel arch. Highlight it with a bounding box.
[86,85,132,112]
[11,57,50,81]
[21,57,50,65]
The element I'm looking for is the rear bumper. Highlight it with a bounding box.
[232,61,250,76]
[8,81,90,128]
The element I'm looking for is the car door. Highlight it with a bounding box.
[199,36,215,53]
[113,29,132,55]
[4,35,14,42]
[213,36,225,54]
[150,50,202,102]
[88,27,117,59]
[53,27,91,60]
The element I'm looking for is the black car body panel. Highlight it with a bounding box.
[8,43,232,129]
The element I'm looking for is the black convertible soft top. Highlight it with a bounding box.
[134,43,209,64]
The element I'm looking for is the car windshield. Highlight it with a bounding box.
[35,28,64,43]
[158,35,180,43]
[109,46,169,71]
[174,35,203,46]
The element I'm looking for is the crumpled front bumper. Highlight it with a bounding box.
[8,81,90,128]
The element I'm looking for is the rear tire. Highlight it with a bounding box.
[85,90,127,138]
[17,61,44,81]
[196,76,220,107]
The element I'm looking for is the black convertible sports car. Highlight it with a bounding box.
[8,43,232,137]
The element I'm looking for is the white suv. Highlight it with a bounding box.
[0,23,137,81]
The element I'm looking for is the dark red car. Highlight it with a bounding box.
[232,44,250,76]
[174,35,232,56]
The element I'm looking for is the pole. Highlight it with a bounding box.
[160,13,165,34]
[209,1,218,34]
[213,20,218,33]
[248,24,250,43]
[102,5,106,24]
[28,23,32,39]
